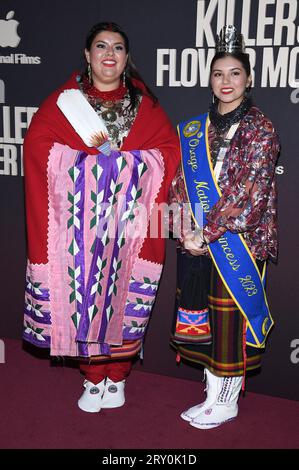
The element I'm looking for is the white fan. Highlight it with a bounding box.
[57,89,109,149]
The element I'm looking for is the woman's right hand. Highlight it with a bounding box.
[183,231,208,256]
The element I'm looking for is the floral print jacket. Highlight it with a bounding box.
[169,106,280,261]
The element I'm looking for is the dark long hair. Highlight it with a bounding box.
[84,22,157,109]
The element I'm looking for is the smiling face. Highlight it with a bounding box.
[210,56,252,114]
[85,31,128,91]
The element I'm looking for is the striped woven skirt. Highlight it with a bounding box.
[170,250,262,377]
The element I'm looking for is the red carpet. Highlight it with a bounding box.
[0,339,298,449]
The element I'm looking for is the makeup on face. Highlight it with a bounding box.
[85,31,128,91]
[210,57,251,114]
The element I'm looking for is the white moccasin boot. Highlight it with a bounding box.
[77,379,105,413]
[101,378,126,409]
[181,368,222,422]
[190,375,243,429]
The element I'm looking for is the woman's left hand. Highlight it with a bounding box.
[188,246,209,256]
[183,231,208,256]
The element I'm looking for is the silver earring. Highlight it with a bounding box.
[87,63,92,84]
[122,69,126,87]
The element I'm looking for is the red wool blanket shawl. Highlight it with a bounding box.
[23,74,180,357]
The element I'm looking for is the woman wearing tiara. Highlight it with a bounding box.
[23,22,179,413]
[169,25,280,429]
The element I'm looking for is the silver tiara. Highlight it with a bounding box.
[216,25,245,53]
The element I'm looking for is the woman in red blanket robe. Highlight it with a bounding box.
[24,22,179,412]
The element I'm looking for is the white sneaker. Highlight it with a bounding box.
[77,379,105,413]
[190,402,238,429]
[101,378,125,409]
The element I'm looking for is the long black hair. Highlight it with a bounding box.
[84,22,157,109]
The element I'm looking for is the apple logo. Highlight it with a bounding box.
[0,11,21,48]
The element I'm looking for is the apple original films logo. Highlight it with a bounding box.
[0,11,20,47]
[0,11,41,64]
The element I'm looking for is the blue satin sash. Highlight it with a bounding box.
[178,113,273,347]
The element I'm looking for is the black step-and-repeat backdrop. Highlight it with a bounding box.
[0,0,298,400]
